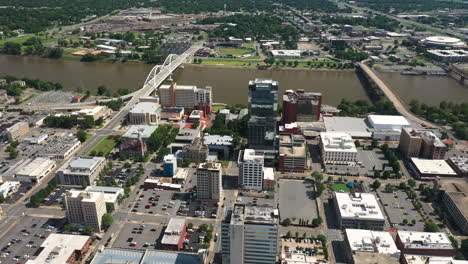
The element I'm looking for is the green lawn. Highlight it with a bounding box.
[331,183,350,193]
[199,59,264,66]
[241,43,255,49]
[219,48,253,56]
[86,136,118,157]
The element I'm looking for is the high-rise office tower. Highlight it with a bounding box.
[282,89,322,124]
[238,149,264,191]
[196,162,222,200]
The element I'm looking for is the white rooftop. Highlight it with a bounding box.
[204,135,233,146]
[161,218,186,246]
[404,255,468,264]
[398,231,454,250]
[323,116,372,138]
[77,106,107,116]
[68,190,104,203]
[130,102,159,114]
[263,167,274,180]
[242,149,265,162]
[320,132,357,153]
[368,115,410,127]
[123,125,157,139]
[15,158,55,178]
[25,234,90,264]
[411,158,457,176]
[335,192,385,220]
[68,157,105,171]
[346,229,399,255]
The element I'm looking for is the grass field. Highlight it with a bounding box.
[199,59,264,66]
[219,48,253,56]
[331,183,350,193]
[86,136,118,156]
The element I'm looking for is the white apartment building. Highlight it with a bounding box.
[222,204,279,264]
[196,162,222,201]
[15,157,56,183]
[127,102,160,125]
[344,229,400,264]
[320,132,357,163]
[65,190,107,231]
[333,192,385,230]
[56,156,106,186]
[238,149,264,191]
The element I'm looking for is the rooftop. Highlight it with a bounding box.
[279,134,307,157]
[320,132,357,153]
[15,158,55,177]
[91,248,202,264]
[368,115,410,127]
[334,192,385,220]
[203,135,233,146]
[323,116,372,138]
[403,255,468,264]
[411,158,457,176]
[67,190,104,203]
[346,229,399,254]
[198,162,222,171]
[263,167,274,180]
[91,248,144,264]
[175,128,200,142]
[161,218,186,246]
[436,178,468,224]
[25,234,89,264]
[398,231,453,250]
[123,125,157,139]
[67,156,105,172]
[448,156,468,173]
[130,102,159,114]
[76,106,107,116]
[239,149,264,163]
[231,204,278,225]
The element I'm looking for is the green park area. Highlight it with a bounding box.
[218,47,253,56]
[331,183,350,193]
[86,136,119,157]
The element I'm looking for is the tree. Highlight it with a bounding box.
[424,221,439,232]
[371,139,379,149]
[403,219,408,225]
[372,180,381,189]
[102,213,113,229]
[82,225,95,235]
[282,218,292,226]
[76,130,88,143]
[373,171,381,178]
[97,85,108,96]
[408,179,416,188]
[9,148,18,159]
[3,42,21,55]
[312,217,323,227]
[354,140,361,147]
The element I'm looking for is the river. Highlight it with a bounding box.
[0,54,466,106]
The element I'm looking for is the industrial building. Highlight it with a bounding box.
[368,115,411,141]
[409,158,457,180]
[323,116,372,138]
[333,192,385,230]
[278,134,308,171]
[159,83,212,114]
[5,121,29,141]
[25,234,91,264]
[128,102,160,125]
[120,125,157,157]
[163,154,177,177]
[238,149,265,191]
[65,190,107,232]
[344,229,400,264]
[196,162,222,200]
[247,79,279,150]
[15,157,56,183]
[395,231,456,257]
[282,89,322,124]
[320,132,357,163]
[438,178,468,235]
[161,218,187,251]
[56,156,106,186]
[222,204,279,264]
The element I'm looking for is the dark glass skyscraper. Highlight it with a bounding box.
[247,79,279,148]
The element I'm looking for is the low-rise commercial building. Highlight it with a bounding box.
[5,121,29,141]
[65,190,107,231]
[204,135,233,159]
[128,102,160,125]
[73,106,111,120]
[320,132,357,163]
[161,218,187,251]
[344,229,400,264]
[396,231,456,257]
[175,128,200,144]
[402,255,468,264]
[438,178,468,235]
[15,157,56,183]
[263,167,275,191]
[56,156,106,186]
[279,134,308,172]
[196,162,222,200]
[160,108,184,121]
[270,50,302,59]
[91,248,205,264]
[333,192,385,230]
[409,158,457,180]
[36,133,81,159]
[447,156,468,177]
[25,234,91,264]
[0,181,20,198]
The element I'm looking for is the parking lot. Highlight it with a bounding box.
[130,189,181,217]
[43,186,74,206]
[357,148,389,176]
[177,199,219,219]
[0,216,64,264]
[281,237,326,261]
[377,189,425,231]
[106,167,137,186]
[112,222,163,249]
[279,180,318,225]
[6,182,35,204]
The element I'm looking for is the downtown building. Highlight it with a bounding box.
[247,79,279,152]
[333,192,385,230]
[159,83,212,114]
[399,128,447,160]
[196,162,222,201]
[282,89,322,124]
[238,149,264,191]
[222,204,279,264]
[56,156,106,186]
[65,190,107,232]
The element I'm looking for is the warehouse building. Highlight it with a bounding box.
[15,157,56,183]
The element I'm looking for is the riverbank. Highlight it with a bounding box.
[186,63,355,71]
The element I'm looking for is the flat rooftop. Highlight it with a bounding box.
[346,229,399,254]
[203,135,233,146]
[123,125,157,139]
[323,116,372,138]
[68,190,104,203]
[437,178,468,224]
[15,158,55,177]
[404,255,468,264]
[161,218,186,246]
[448,156,468,174]
[240,149,264,163]
[368,115,410,127]
[320,132,357,153]
[334,192,385,220]
[411,158,457,176]
[398,231,453,250]
[67,156,105,172]
[231,204,278,225]
[25,234,90,264]
[279,134,307,157]
[130,102,159,114]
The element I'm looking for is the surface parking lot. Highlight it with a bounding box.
[377,189,425,231]
[0,216,64,264]
[177,200,219,219]
[43,185,73,206]
[6,183,35,204]
[357,148,390,176]
[112,223,163,250]
[107,167,137,185]
[131,189,182,217]
[279,180,318,225]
